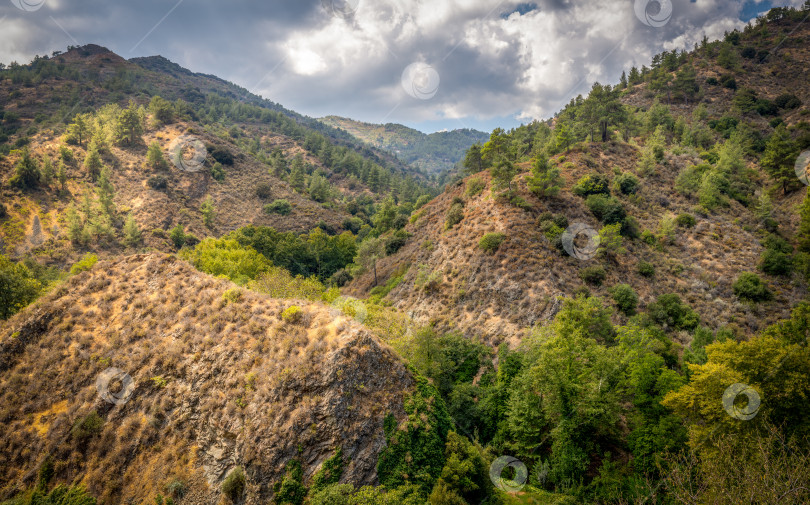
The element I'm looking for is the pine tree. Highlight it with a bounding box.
[84,148,103,182]
[65,113,90,147]
[97,166,115,217]
[200,196,215,228]
[798,187,810,253]
[619,71,628,89]
[9,149,41,189]
[146,141,167,170]
[463,144,484,173]
[489,157,518,194]
[761,124,799,194]
[527,154,562,198]
[122,213,142,247]
[57,161,68,194]
[288,155,306,192]
[41,156,54,186]
[115,101,143,145]
[65,203,87,244]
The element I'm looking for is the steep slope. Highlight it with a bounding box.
[346,144,804,346]
[319,116,488,174]
[0,254,414,504]
[0,45,433,266]
[344,12,810,346]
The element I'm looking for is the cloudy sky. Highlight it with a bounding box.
[0,0,805,133]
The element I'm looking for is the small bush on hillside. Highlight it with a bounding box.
[586,194,626,225]
[70,411,104,442]
[273,460,307,505]
[208,145,234,165]
[282,305,303,324]
[255,182,273,199]
[648,293,699,330]
[572,174,610,198]
[210,162,225,181]
[445,203,464,230]
[385,229,410,255]
[169,224,187,248]
[638,261,655,277]
[180,238,271,284]
[733,272,772,302]
[760,249,792,276]
[222,288,243,304]
[264,199,291,216]
[478,233,506,253]
[610,284,638,315]
[147,174,168,190]
[676,213,696,228]
[579,265,607,286]
[614,173,640,195]
[465,177,485,197]
[222,467,245,501]
[70,253,98,275]
[775,93,801,110]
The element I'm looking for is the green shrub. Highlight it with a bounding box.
[282,305,303,323]
[445,203,464,230]
[169,224,187,248]
[210,162,225,181]
[610,284,638,315]
[648,293,699,330]
[586,194,626,224]
[478,233,506,253]
[761,234,792,254]
[311,448,345,492]
[147,174,167,190]
[465,177,485,197]
[638,261,655,277]
[179,238,271,284]
[222,288,243,304]
[579,265,607,286]
[385,229,410,255]
[256,182,273,199]
[760,249,792,276]
[273,460,307,505]
[675,213,696,228]
[70,253,98,275]
[222,467,245,501]
[0,256,44,320]
[71,411,104,442]
[572,174,610,198]
[774,93,801,110]
[733,272,772,302]
[614,173,640,195]
[264,199,292,216]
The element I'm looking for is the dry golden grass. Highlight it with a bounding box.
[0,253,414,504]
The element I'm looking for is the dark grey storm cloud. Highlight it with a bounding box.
[0,0,804,132]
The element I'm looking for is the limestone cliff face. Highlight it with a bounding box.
[0,254,414,504]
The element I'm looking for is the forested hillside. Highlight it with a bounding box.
[2,4,810,505]
[319,116,489,175]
